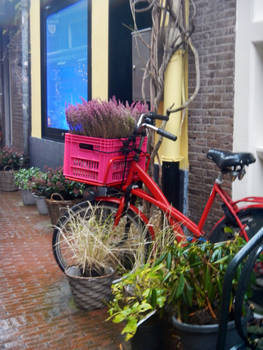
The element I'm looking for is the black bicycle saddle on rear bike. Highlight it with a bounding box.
[207,149,256,172]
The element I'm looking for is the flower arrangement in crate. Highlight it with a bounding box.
[66,97,148,138]
[0,147,26,191]
[64,97,149,186]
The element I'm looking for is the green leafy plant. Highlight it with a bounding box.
[0,147,25,170]
[108,263,167,340]
[14,167,41,190]
[29,167,86,199]
[108,235,249,340]
[44,167,85,200]
[28,170,48,197]
[66,97,148,138]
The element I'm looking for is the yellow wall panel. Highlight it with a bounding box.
[91,0,109,100]
[30,0,41,138]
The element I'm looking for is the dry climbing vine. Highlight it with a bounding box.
[129,0,200,171]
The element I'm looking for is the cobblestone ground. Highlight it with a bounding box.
[0,191,126,350]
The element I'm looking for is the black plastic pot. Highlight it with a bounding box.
[172,316,244,350]
[131,313,165,350]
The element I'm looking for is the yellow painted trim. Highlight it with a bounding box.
[92,0,108,100]
[158,50,184,162]
[179,0,189,171]
[30,0,42,138]
[179,50,189,170]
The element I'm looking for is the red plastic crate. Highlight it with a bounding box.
[63,133,147,186]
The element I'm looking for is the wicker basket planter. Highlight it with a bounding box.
[0,169,18,191]
[45,193,82,225]
[65,266,115,311]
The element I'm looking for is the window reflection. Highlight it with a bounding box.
[46,0,88,130]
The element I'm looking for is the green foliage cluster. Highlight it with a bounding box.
[108,236,248,340]
[29,167,86,199]
[0,147,25,170]
[14,167,41,190]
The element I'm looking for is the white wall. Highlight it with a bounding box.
[233,0,263,199]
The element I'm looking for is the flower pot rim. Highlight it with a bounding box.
[32,193,46,199]
[65,265,115,280]
[171,315,237,333]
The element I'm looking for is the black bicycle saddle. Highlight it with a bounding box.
[207,149,256,171]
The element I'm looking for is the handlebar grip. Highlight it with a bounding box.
[157,128,177,141]
[146,112,169,121]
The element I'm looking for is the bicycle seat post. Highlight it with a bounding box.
[215,171,224,185]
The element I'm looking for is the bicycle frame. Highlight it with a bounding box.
[96,157,263,242]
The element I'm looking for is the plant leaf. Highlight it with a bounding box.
[175,274,185,298]
[166,251,172,270]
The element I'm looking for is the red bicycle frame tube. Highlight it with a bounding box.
[96,159,263,242]
[197,183,252,240]
[123,161,202,240]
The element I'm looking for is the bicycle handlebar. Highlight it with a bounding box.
[142,123,177,141]
[144,112,169,121]
[156,128,177,141]
[136,113,177,142]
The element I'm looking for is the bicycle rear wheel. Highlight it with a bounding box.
[209,207,263,243]
[52,200,151,273]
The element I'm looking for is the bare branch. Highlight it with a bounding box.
[130,0,200,179]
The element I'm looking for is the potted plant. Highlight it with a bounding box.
[29,167,86,221]
[108,236,250,349]
[0,147,25,191]
[54,203,135,311]
[63,98,149,187]
[14,167,41,205]
[29,171,49,215]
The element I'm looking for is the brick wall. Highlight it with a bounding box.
[188,0,236,230]
[0,32,3,147]
[9,22,24,153]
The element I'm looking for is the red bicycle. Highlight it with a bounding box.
[53,112,263,272]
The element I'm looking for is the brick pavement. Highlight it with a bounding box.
[0,191,126,350]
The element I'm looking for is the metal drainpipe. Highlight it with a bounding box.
[21,0,30,156]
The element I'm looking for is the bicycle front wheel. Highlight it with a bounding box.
[209,207,263,243]
[52,200,151,273]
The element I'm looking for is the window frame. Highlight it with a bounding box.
[40,0,91,141]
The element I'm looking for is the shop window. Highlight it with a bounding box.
[41,0,91,140]
[108,0,151,103]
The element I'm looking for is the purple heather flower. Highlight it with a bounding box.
[65,98,149,138]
